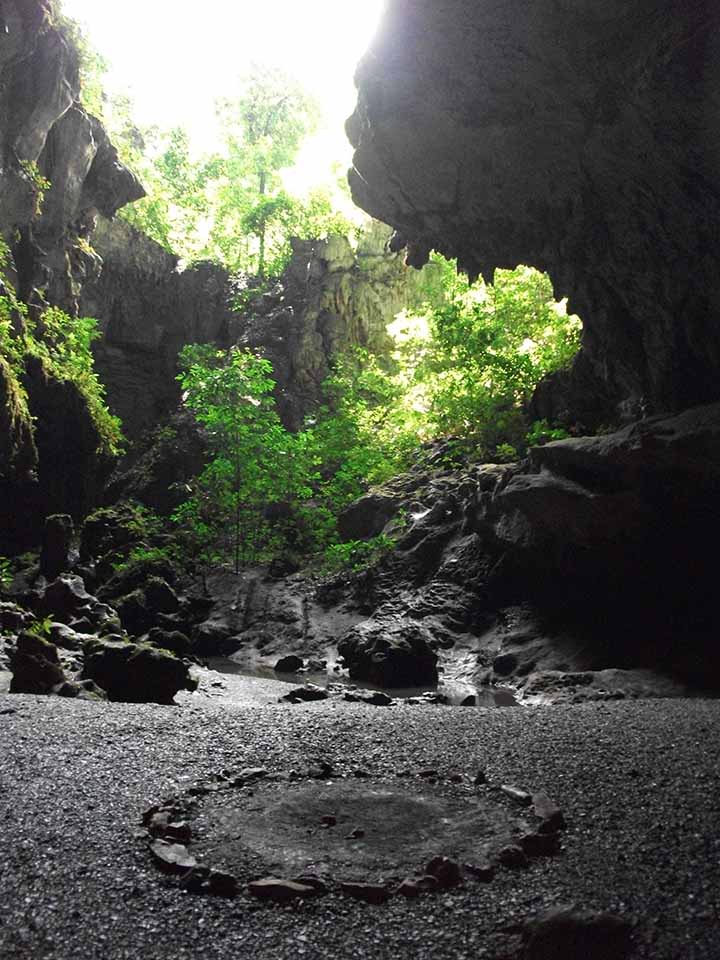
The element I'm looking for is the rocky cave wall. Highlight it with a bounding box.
[348,0,720,421]
[327,0,720,690]
[0,0,143,550]
[80,219,231,441]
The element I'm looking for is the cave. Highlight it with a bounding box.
[0,1,719,958]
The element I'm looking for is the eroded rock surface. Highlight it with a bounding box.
[81,220,433,441]
[235,224,432,429]
[348,0,720,419]
[327,405,720,695]
[0,1,143,551]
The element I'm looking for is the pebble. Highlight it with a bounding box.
[148,840,197,873]
[339,881,391,905]
[248,877,319,902]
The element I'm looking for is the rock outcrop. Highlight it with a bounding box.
[81,219,432,440]
[235,223,431,428]
[0,0,143,550]
[80,219,231,440]
[348,0,720,419]
[329,404,720,693]
[0,1,143,312]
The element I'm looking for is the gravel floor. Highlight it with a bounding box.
[0,675,718,959]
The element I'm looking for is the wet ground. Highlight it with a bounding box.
[208,657,520,707]
[1,674,718,959]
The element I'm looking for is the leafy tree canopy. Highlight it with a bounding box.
[63,28,356,275]
[174,345,317,572]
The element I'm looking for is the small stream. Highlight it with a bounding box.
[207,657,519,707]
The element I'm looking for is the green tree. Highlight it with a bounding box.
[174,345,315,573]
[205,66,319,277]
[109,109,208,258]
[397,264,582,457]
[307,349,418,516]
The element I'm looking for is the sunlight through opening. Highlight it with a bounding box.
[60,0,386,193]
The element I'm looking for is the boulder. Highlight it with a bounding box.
[338,618,438,687]
[115,590,152,636]
[82,637,193,704]
[144,577,180,614]
[42,576,92,621]
[48,622,87,650]
[98,555,178,601]
[192,619,243,657]
[39,514,74,581]
[247,877,319,902]
[9,632,66,694]
[338,492,402,541]
[522,907,633,960]
[281,684,329,703]
[339,881,391,905]
[114,578,179,636]
[147,627,191,657]
[274,654,304,673]
[0,602,29,633]
[52,679,107,701]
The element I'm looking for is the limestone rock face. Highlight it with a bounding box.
[330,404,720,692]
[0,2,143,311]
[0,1,143,550]
[81,219,428,440]
[348,0,720,417]
[81,219,231,440]
[236,223,425,429]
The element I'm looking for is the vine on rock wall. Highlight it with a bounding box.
[0,238,123,464]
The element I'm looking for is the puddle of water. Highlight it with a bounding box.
[207,657,518,707]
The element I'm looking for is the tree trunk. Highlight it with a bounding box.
[257,171,267,279]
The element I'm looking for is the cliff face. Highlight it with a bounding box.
[0,0,143,310]
[348,0,720,419]
[80,219,231,441]
[81,219,428,440]
[0,0,143,550]
[236,222,429,428]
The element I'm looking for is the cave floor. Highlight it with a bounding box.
[0,675,718,959]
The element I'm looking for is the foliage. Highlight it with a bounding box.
[56,10,108,119]
[307,349,418,517]
[27,616,53,639]
[18,160,51,217]
[173,262,580,574]
[69,50,352,274]
[111,544,174,576]
[0,556,12,591]
[0,281,33,434]
[58,13,357,274]
[320,535,396,574]
[0,242,123,455]
[174,345,317,572]
[392,264,582,459]
[525,419,572,447]
[203,65,320,277]
[117,121,210,258]
[30,307,123,454]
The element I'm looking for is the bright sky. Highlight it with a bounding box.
[60,0,386,194]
